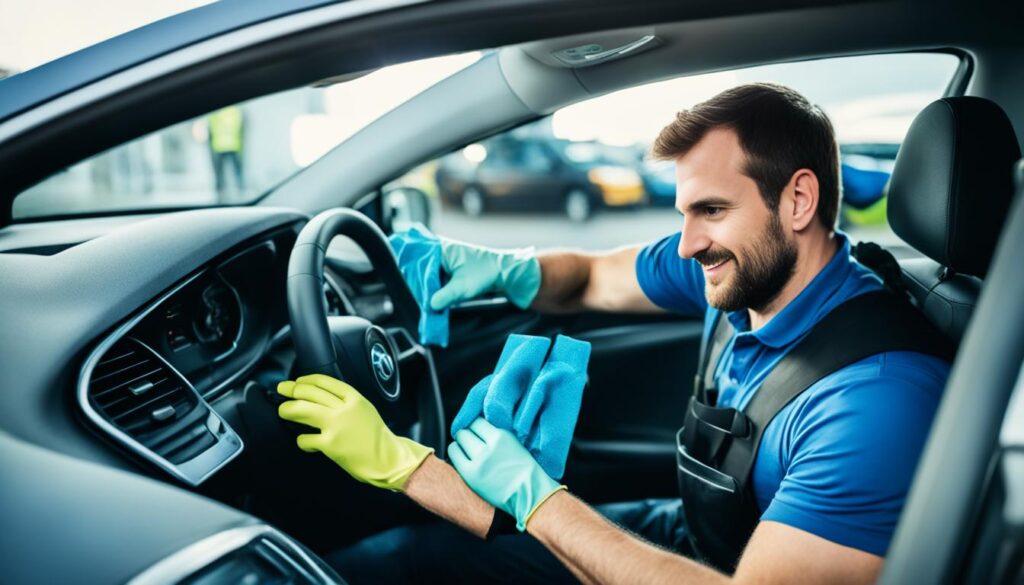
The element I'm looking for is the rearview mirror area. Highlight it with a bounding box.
[384,186,433,233]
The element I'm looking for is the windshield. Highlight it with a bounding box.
[12,53,481,220]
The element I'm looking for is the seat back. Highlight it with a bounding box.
[886,97,1021,344]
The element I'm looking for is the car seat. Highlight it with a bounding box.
[885,97,1021,345]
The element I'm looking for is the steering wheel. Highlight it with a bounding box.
[286,208,445,453]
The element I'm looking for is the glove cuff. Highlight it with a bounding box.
[498,252,541,309]
[386,438,434,491]
[523,484,566,531]
[513,469,565,531]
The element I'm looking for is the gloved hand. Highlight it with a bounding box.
[277,374,433,491]
[449,417,566,531]
[429,238,542,311]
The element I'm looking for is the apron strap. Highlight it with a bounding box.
[693,311,734,403]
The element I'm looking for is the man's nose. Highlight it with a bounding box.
[677,221,710,259]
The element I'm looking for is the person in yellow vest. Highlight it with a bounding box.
[208,105,245,200]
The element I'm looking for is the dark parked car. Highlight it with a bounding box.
[436,136,646,221]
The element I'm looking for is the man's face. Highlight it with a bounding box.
[674,128,797,313]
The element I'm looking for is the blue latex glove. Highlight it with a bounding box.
[430,238,542,311]
[388,225,449,347]
[450,418,566,531]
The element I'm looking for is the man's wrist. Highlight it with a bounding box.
[400,451,438,495]
[524,487,572,535]
[401,454,495,539]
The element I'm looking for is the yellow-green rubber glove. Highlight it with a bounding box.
[449,417,566,531]
[277,374,433,491]
[429,238,542,311]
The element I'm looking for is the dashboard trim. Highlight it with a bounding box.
[126,523,339,585]
[77,268,245,486]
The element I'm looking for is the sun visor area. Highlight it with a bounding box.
[519,27,662,69]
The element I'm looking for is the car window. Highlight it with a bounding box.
[386,52,960,251]
[12,52,481,220]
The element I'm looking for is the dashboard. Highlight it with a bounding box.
[72,220,397,488]
[76,228,295,486]
[0,207,388,584]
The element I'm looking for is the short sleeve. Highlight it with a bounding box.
[760,354,950,555]
[635,232,708,317]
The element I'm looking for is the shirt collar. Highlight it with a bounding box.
[725,232,853,349]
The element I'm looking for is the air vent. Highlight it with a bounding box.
[80,336,243,485]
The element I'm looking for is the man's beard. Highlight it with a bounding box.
[696,213,797,313]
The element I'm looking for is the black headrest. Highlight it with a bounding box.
[888,97,1021,278]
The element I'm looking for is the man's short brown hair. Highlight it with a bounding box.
[651,83,840,229]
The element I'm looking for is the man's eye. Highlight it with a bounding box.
[705,206,723,217]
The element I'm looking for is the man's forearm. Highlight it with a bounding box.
[530,251,593,312]
[530,245,658,314]
[402,454,494,538]
[528,491,729,585]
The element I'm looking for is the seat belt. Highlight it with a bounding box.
[852,241,911,302]
[716,290,953,481]
[694,239,915,405]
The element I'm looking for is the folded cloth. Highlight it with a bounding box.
[451,333,590,480]
[388,224,448,347]
[450,335,551,433]
[512,335,591,480]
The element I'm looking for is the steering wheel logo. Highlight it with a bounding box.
[371,342,395,382]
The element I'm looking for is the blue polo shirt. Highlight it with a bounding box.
[636,232,950,556]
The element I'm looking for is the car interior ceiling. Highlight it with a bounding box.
[2,0,1024,582]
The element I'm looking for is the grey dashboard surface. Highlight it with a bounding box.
[0,429,252,585]
[0,206,306,463]
[0,213,167,254]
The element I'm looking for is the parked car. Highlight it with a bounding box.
[839,143,899,227]
[436,136,646,221]
[640,158,678,206]
[642,144,901,212]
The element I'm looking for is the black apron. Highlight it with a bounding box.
[676,289,953,572]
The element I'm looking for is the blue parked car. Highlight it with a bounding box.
[639,144,898,212]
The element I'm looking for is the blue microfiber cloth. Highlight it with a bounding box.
[512,335,591,480]
[450,334,551,433]
[451,333,591,480]
[388,224,448,347]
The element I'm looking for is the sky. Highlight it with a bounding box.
[0,0,213,73]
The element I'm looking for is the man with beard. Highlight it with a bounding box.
[286,83,950,584]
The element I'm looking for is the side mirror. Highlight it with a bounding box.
[383,186,432,233]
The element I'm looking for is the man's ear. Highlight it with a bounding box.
[790,169,820,232]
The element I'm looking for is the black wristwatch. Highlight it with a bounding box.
[485,508,518,540]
